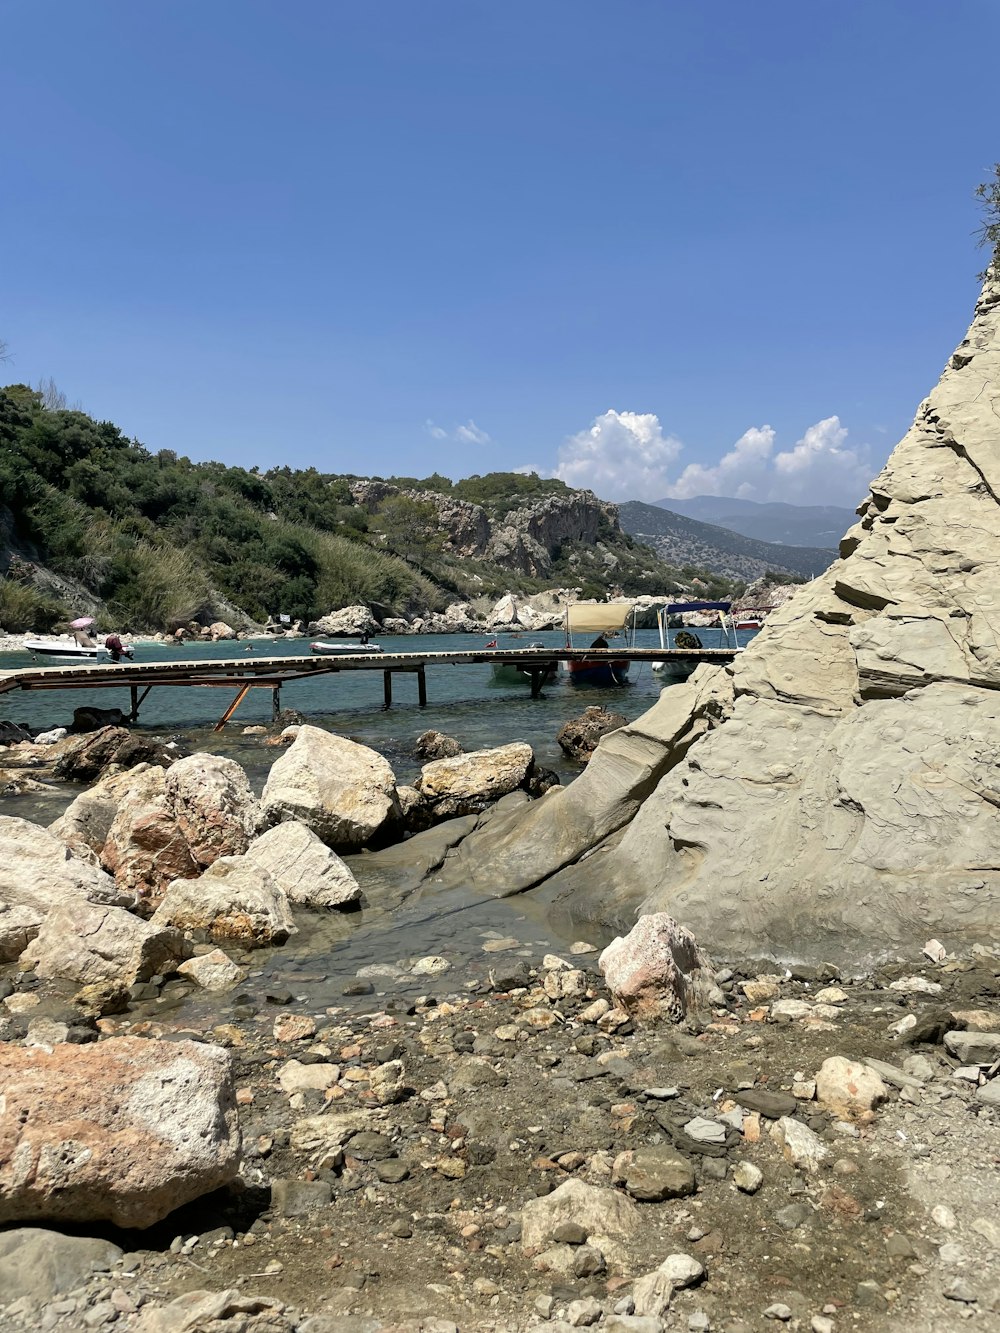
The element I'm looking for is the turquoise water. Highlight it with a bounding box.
[0,628,754,785]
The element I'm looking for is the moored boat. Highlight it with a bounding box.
[733,606,772,631]
[23,636,108,660]
[489,644,558,686]
[562,602,635,686]
[310,641,383,655]
[651,601,741,680]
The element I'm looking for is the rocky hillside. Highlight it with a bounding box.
[400,271,1000,966]
[618,499,833,580]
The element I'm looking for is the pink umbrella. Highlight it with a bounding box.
[70,616,95,629]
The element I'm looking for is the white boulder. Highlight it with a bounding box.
[243,820,361,907]
[151,855,295,946]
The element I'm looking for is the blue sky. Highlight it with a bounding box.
[2,1,998,508]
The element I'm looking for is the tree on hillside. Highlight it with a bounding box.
[375,494,444,561]
[976,163,1000,278]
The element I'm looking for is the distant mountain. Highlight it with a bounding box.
[618,500,835,581]
[654,495,856,551]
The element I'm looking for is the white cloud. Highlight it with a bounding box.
[455,419,491,445]
[554,409,874,508]
[425,418,492,445]
[554,410,683,500]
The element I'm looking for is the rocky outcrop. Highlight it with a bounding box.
[0,1037,240,1228]
[425,276,1000,965]
[309,605,379,636]
[259,725,401,849]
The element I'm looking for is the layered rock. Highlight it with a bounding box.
[427,276,1000,964]
[0,1037,240,1228]
[243,820,361,908]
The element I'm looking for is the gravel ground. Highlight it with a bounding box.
[2,935,999,1333]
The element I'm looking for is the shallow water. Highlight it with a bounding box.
[0,628,754,1017]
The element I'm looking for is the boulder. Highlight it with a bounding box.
[21,900,187,986]
[0,816,127,920]
[599,913,718,1022]
[521,1179,640,1268]
[55,730,180,778]
[815,1057,889,1119]
[259,725,400,849]
[0,902,41,964]
[163,752,258,867]
[151,855,295,946]
[69,706,126,734]
[416,741,534,817]
[414,729,463,760]
[100,766,200,903]
[209,621,236,640]
[132,1289,286,1333]
[243,821,361,908]
[50,764,162,861]
[177,948,243,991]
[557,705,627,762]
[0,1228,123,1306]
[0,1037,240,1228]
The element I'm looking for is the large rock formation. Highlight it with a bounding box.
[432,275,1000,965]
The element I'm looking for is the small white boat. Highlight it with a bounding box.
[651,601,741,680]
[310,641,383,655]
[23,636,108,660]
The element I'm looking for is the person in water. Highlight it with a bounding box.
[104,633,133,662]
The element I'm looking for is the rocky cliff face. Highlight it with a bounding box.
[350,480,618,576]
[432,275,1000,966]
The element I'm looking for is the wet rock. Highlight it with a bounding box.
[416,741,535,818]
[20,900,187,987]
[176,947,243,991]
[55,726,176,780]
[0,1037,240,1227]
[260,725,401,849]
[557,706,628,762]
[414,730,463,760]
[0,1227,123,1305]
[243,820,362,908]
[152,855,295,946]
[599,914,718,1022]
[815,1056,888,1119]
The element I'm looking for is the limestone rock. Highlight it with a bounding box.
[815,1056,888,1119]
[521,1178,640,1266]
[310,605,379,636]
[208,620,236,640]
[50,764,162,862]
[414,730,463,760]
[259,725,400,849]
[622,1147,696,1200]
[417,741,534,817]
[53,727,177,782]
[177,948,243,991]
[151,855,295,946]
[20,900,187,986]
[770,1116,829,1172]
[0,1228,123,1305]
[599,913,717,1022]
[100,766,200,903]
[0,816,127,921]
[0,901,41,963]
[163,752,258,867]
[0,1037,240,1227]
[243,820,361,908]
[557,705,628,762]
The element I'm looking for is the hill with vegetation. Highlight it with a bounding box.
[0,385,740,633]
[617,499,835,581]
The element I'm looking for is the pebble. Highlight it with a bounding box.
[763,1304,792,1321]
[733,1161,763,1194]
[932,1204,958,1230]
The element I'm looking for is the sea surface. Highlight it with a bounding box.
[0,627,756,1020]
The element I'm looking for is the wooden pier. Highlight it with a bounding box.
[0,646,739,730]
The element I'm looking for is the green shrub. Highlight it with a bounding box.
[0,577,65,632]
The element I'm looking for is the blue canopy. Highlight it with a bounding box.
[665,600,731,613]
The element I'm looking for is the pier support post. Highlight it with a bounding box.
[383,671,393,710]
[272,685,281,721]
[417,667,427,708]
[129,685,138,723]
